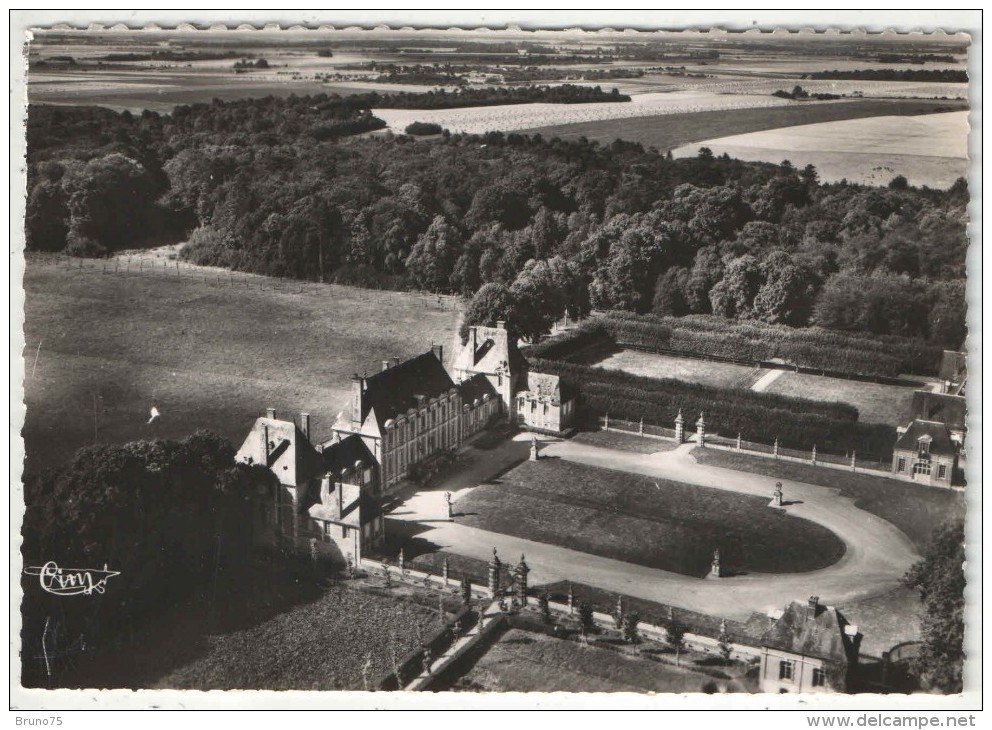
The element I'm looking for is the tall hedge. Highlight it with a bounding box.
[602,312,943,378]
[528,357,896,460]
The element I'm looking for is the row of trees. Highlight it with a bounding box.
[26,99,968,348]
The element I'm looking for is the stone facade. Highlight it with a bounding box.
[891,420,958,488]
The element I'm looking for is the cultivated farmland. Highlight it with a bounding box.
[20,255,462,476]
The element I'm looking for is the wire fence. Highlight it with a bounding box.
[26,251,462,312]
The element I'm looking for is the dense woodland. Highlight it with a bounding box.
[26,94,968,349]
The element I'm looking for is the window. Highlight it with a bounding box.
[323,521,335,538]
[897,457,906,472]
[938,464,947,480]
[779,660,794,681]
[918,438,931,458]
[913,462,932,476]
[812,667,827,688]
[531,400,536,413]
[543,403,549,415]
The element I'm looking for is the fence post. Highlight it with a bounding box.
[638,417,644,436]
[736,433,742,452]
[811,445,817,466]
[851,451,856,472]
[773,438,779,459]
[604,412,609,431]
[674,409,684,443]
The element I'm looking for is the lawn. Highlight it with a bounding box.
[155,583,441,691]
[523,98,966,154]
[455,459,845,577]
[569,429,680,454]
[593,349,760,389]
[19,258,462,476]
[766,370,925,426]
[453,628,737,693]
[692,450,966,553]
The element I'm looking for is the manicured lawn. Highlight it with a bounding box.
[453,628,737,693]
[593,349,759,389]
[692,450,965,553]
[767,371,921,426]
[569,429,679,454]
[20,258,462,476]
[455,459,845,577]
[155,584,440,691]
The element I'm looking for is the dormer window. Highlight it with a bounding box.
[918,436,932,459]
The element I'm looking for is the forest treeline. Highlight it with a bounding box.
[26,93,968,347]
[810,69,968,83]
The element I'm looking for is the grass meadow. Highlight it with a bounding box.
[19,256,462,476]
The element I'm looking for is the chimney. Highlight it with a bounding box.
[469,326,478,354]
[382,360,391,371]
[300,413,311,443]
[266,407,276,420]
[807,595,819,621]
[392,356,400,368]
[320,474,331,503]
[351,374,365,424]
[261,424,270,465]
[496,320,506,330]
[431,343,443,362]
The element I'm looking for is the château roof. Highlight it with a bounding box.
[360,350,456,429]
[894,419,958,456]
[760,600,856,665]
[236,415,322,488]
[321,432,376,475]
[457,372,498,404]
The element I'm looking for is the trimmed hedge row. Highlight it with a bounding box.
[528,358,896,460]
[521,321,612,361]
[602,312,943,378]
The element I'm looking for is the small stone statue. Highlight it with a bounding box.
[774,481,784,507]
[529,435,539,461]
[444,491,453,519]
[422,648,433,675]
[710,548,721,578]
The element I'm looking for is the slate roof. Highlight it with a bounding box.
[360,350,456,429]
[457,372,498,404]
[908,391,967,431]
[894,420,958,456]
[321,433,376,475]
[525,370,577,401]
[236,416,322,487]
[760,601,854,664]
[455,324,527,377]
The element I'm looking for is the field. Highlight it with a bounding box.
[454,628,740,693]
[672,110,970,188]
[455,458,845,577]
[594,349,760,389]
[692,450,965,553]
[766,371,921,426]
[155,584,439,691]
[522,98,965,153]
[19,256,462,476]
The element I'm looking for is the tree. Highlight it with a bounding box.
[752,251,818,326]
[902,521,965,693]
[459,282,517,344]
[538,593,552,624]
[405,215,460,292]
[652,266,689,317]
[709,255,763,320]
[717,628,734,663]
[622,611,641,644]
[578,601,595,633]
[665,619,687,665]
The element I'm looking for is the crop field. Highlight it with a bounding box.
[455,458,845,577]
[765,371,922,426]
[673,110,970,188]
[523,97,966,155]
[454,628,733,693]
[19,255,462,477]
[594,349,761,389]
[155,584,439,691]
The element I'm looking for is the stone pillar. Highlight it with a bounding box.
[567,583,574,615]
[604,412,610,431]
[811,445,817,465]
[710,548,721,578]
[773,438,779,459]
[488,548,501,597]
[851,451,857,472]
[695,413,706,447]
[736,433,742,452]
[515,554,530,607]
[442,557,450,586]
[529,436,539,462]
[638,417,644,435]
[674,409,685,443]
[773,482,784,507]
[398,548,405,575]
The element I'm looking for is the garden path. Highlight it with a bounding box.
[387,436,919,621]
